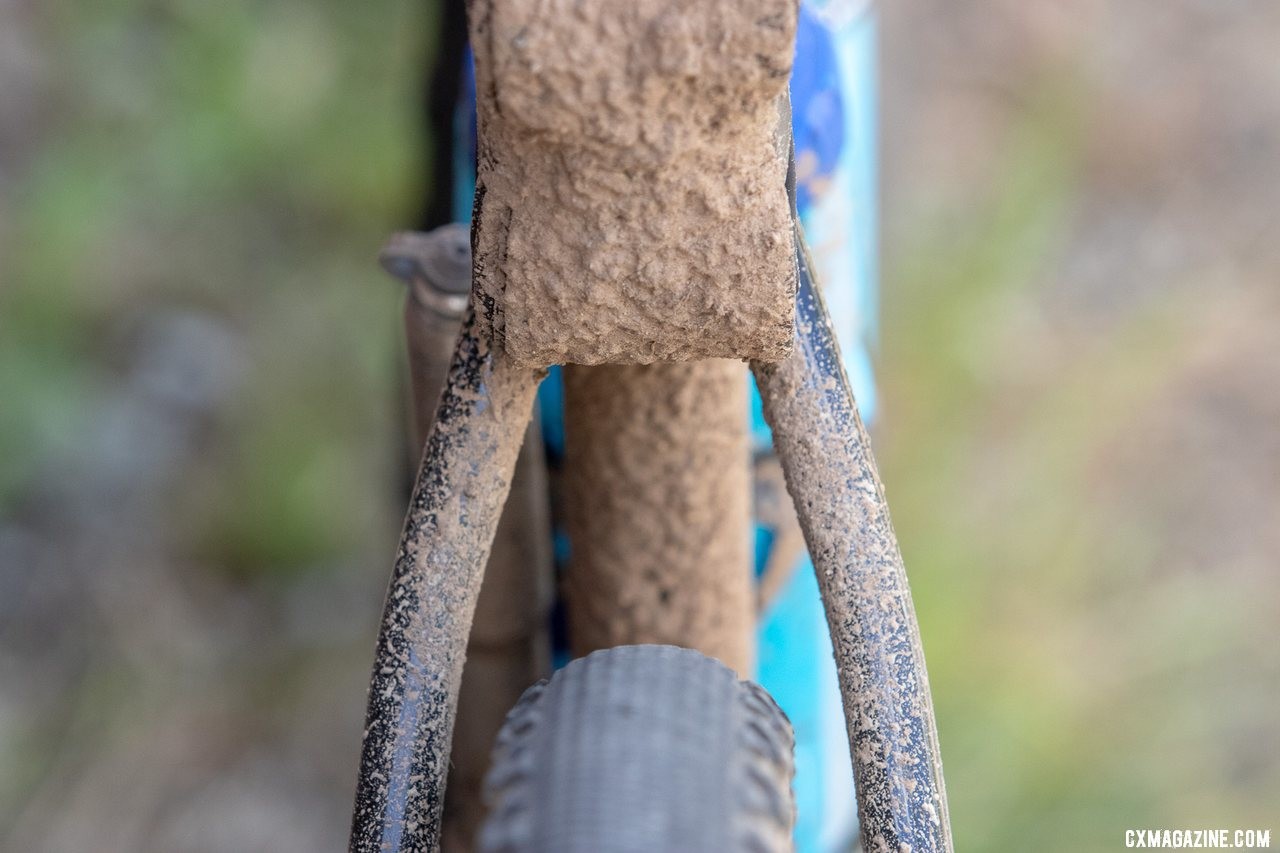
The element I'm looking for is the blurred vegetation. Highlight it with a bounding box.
[881,74,1278,851]
[2,1,1276,851]
[2,0,430,568]
[1,5,432,840]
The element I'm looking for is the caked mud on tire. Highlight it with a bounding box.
[478,645,796,853]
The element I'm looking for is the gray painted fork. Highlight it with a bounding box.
[349,311,541,853]
[751,233,954,853]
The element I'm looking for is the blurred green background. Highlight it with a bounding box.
[1,1,1276,850]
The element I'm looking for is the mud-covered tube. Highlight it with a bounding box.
[751,235,953,853]
[349,311,542,853]
[562,360,755,677]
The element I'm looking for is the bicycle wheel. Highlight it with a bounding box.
[478,645,796,853]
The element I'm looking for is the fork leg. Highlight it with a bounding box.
[349,310,542,853]
[385,225,555,852]
[751,233,954,853]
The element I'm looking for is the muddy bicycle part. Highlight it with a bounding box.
[349,310,541,853]
[350,0,951,847]
[464,0,798,692]
[348,227,954,853]
[380,227,554,852]
[563,360,754,677]
[467,0,798,367]
[751,235,953,852]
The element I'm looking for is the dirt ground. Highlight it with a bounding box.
[1,1,1276,851]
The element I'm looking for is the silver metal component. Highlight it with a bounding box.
[380,226,473,321]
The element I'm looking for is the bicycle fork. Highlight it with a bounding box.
[349,228,952,853]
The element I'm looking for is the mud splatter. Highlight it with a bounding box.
[349,312,541,853]
[752,236,953,852]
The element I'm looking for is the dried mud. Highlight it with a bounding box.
[752,242,952,852]
[468,0,799,366]
[350,315,541,853]
[387,227,555,852]
[563,360,755,677]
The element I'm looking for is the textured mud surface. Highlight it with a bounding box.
[468,0,798,366]
[385,228,554,852]
[349,314,541,853]
[753,242,952,853]
[441,427,552,853]
[563,361,754,676]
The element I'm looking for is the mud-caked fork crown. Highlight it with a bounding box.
[468,0,800,367]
